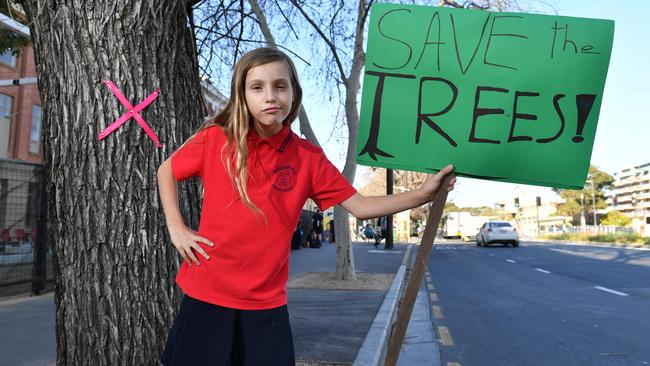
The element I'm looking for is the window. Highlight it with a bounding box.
[0,93,11,118]
[490,222,512,227]
[0,50,17,67]
[29,105,42,154]
[0,94,12,159]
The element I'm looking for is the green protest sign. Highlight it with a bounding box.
[357,3,614,189]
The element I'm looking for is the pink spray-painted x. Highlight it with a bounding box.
[98,80,162,148]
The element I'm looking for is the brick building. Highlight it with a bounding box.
[0,47,42,162]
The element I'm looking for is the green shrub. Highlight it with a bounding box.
[588,232,642,244]
[544,233,589,241]
[546,232,647,244]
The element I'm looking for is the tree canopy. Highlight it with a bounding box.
[553,165,614,222]
[600,210,631,227]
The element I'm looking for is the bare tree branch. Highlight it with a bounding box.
[272,0,299,41]
[289,0,348,86]
[193,24,310,65]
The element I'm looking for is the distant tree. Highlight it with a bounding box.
[468,206,498,217]
[553,165,614,224]
[442,204,506,219]
[600,211,631,227]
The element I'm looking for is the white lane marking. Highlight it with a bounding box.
[432,305,443,319]
[551,248,575,254]
[506,259,516,263]
[535,268,551,274]
[487,253,494,257]
[594,286,629,297]
[368,250,402,254]
[438,326,454,346]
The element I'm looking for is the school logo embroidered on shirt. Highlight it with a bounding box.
[273,165,297,192]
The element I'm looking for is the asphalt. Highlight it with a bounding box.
[0,241,439,366]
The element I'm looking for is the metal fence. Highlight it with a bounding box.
[541,225,634,236]
[0,158,53,297]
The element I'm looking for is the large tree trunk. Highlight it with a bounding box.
[23,1,204,364]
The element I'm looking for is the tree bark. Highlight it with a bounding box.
[23,1,204,364]
[334,204,355,280]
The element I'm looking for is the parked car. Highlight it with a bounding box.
[476,221,519,247]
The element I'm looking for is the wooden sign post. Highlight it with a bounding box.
[383,173,452,366]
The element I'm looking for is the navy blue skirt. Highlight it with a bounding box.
[162,295,295,366]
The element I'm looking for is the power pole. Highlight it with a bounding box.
[580,193,586,229]
[386,169,393,249]
[536,196,541,235]
[586,179,597,225]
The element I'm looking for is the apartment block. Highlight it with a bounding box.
[607,162,650,235]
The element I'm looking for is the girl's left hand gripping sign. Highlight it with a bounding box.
[98,80,162,148]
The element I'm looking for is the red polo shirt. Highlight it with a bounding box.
[170,124,356,310]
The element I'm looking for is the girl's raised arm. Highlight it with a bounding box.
[340,165,456,220]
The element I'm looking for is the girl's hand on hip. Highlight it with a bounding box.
[168,223,214,266]
[419,165,457,201]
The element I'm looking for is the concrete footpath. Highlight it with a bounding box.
[0,241,439,365]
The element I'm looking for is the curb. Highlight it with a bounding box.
[353,245,412,366]
[525,237,650,250]
[0,291,53,307]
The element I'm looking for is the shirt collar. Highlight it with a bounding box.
[247,125,293,152]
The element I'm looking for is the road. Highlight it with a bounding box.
[425,239,650,366]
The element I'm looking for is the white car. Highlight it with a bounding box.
[476,221,519,247]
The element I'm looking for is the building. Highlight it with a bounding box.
[505,188,571,237]
[0,47,41,162]
[201,77,228,116]
[1,41,44,237]
[607,162,650,236]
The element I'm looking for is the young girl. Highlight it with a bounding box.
[157,47,456,365]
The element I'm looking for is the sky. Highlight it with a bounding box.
[297,0,650,208]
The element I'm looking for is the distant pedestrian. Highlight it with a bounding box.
[328,220,335,243]
[291,219,303,250]
[312,208,323,243]
[379,216,392,249]
[306,229,321,248]
[363,223,375,244]
[157,47,456,366]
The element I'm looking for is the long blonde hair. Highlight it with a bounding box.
[187,48,303,215]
